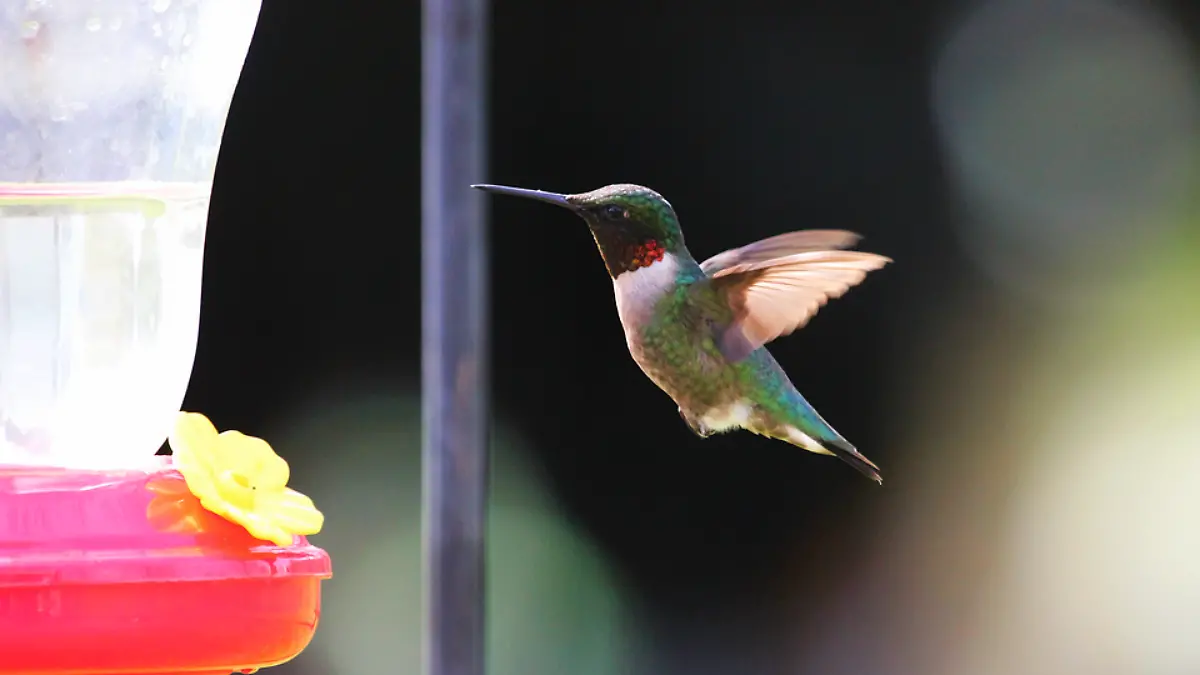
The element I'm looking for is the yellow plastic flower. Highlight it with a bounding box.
[168,412,324,547]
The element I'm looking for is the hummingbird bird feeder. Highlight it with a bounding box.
[0,2,331,673]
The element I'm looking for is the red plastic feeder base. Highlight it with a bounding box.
[0,460,333,674]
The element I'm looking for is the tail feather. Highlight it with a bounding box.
[783,424,882,484]
[820,435,882,485]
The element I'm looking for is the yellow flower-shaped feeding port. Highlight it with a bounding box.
[168,412,324,547]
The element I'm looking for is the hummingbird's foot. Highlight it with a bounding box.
[679,407,715,438]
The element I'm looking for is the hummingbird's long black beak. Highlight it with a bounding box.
[471,184,576,210]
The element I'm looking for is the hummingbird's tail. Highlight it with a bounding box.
[775,399,882,484]
[736,351,882,482]
[791,428,883,485]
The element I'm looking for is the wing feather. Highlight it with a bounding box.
[708,249,891,361]
[698,230,863,276]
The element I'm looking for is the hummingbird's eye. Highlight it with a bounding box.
[603,205,628,220]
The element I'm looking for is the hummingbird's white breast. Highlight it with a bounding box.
[610,251,686,404]
[611,251,680,330]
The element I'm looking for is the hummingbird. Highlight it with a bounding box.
[473,182,891,483]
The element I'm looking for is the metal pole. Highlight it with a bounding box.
[421,0,489,671]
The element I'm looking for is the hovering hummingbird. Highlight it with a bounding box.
[473,182,891,483]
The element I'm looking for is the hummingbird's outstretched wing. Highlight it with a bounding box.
[703,249,891,362]
[698,230,862,276]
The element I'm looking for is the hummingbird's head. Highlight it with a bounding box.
[472,182,685,278]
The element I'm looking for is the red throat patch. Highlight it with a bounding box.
[630,239,665,270]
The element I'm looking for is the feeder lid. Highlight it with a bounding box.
[0,458,332,586]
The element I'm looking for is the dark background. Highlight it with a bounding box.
[188,0,1200,673]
